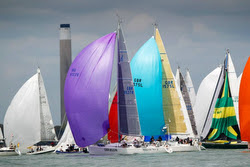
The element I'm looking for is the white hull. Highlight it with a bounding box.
[27,146,55,155]
[0,147,20,156]
[168,141,201,152]
[88,144,172,155]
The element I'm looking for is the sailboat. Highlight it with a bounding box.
[64,22,172,155]
[154,26,200,151]
[4,68,57,154]
[175,67,198,136]
[239,57,250,150]
[0,126,20,156]
[196,51,247,148]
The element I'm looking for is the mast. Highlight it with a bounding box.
[117,17,121,142]
[37,68,43,141]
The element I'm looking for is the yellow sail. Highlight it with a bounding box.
[155,27,187,134]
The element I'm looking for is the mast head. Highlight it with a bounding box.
[37,67,40,74]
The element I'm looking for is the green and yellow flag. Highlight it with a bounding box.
[208,72,239,140]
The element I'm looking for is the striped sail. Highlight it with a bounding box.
[239,57,250,142]
[117,23,140,136]
[130,37,165,136]
[155,27,191,136]
[207,72,239,140]
[64,32,116,147]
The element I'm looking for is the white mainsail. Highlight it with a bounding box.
[55,122,75,151]
[194,67,222,137]
[4,68,57,152]
[185,69,196,107]
[227,52,239,124]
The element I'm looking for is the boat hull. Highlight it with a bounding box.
[168,142,201,152]
[88,145,172,155]
[202,142,248,149]
[0,147,19,156]
[26,146,55,155]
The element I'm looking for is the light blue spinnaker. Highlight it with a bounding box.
[130,37,165,136]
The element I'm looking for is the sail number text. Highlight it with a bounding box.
[133,78,143,87]
[163,80,174,88]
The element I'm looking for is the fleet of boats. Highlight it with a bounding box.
[0,21,249,156]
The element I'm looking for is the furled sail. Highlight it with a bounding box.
[117,23,140,136]
[239,57,250,142]
[4,69,56,151]
[130,37,165,136]
[64,32,116,147]
[155,27,193,137]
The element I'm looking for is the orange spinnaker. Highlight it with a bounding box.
[239,56,250,141]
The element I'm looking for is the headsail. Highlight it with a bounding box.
[64,32,116,147]
[177,68,198,136]
[108,92,119,143]
[185,69,196,107]
[38,69,57,141]
[55,122,75,151]
[226,51,239,124]
[154,27,193,137]
[130,37,165,136]
[239,57,250,142]
[117,23,140,136]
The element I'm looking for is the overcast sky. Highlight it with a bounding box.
[0,0,250,125]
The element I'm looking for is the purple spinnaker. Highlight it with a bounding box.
[64,32,116,147]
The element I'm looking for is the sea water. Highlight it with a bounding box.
[0,149,250,167]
